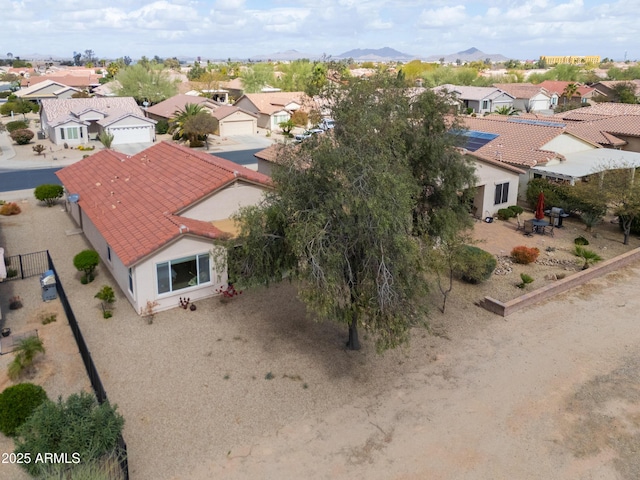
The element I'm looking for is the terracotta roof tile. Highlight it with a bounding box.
[56,142,272,267]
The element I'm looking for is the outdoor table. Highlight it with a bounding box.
[531,219,550,234]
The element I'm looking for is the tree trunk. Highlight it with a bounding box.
[347,318,361,351]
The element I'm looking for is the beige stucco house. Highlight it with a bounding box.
[56,141,272,314]
[234,92,306,130]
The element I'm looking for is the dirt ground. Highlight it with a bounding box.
[2,195,640,480]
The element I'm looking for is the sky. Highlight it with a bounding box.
[1,0,638,62]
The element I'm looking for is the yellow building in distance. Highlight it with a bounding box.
[540,55,601,65]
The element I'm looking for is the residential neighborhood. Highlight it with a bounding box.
[2,35,640,480]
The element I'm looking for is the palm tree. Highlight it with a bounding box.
[574,245,603,270]
[169,103,205,143]
[494,105,518,116]
[98,131,115,149]
[8,336,45,380]
[562,83,579,105]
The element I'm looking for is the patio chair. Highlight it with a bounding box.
[523,220,534,237]
[546,224,554,237]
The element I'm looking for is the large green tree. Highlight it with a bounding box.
[240,63,275,93]
[223,75,476,352]
[115,64,178,104]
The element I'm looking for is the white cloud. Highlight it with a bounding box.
[418,5,467,27]
[213,0,245,11]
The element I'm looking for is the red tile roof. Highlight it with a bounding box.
[460,116,569,167]
[56,142,272,266]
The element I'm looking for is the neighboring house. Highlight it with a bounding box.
[590,80,640,103]
[56,141,272,314]
[40,97,156,146]
[492,83,552,112]
[146,94,257,136]
[220,77,245,101]
[15,80,81,101]
[234,91,306,130]
[554,103,640,152]
[19,71,103,91]
[460,116,601,194]
[433,85,515,114]
[538,81,604,107]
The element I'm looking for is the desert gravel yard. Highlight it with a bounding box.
[2,194,640,480]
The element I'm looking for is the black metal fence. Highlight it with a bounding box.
[4,250,49,281]
[46,252,129,480]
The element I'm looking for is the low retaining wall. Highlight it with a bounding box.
[482,246,640,317]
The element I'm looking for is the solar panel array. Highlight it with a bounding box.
[507,118,566,128]
[462,130,499,152]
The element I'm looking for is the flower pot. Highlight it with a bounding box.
[1,328,10,337]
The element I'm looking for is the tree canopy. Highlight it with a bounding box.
[223,75,476,352]
[115,64,178,105]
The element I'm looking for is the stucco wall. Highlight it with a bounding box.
[473,161,521,217]
[180,181,268,222]
[542,133,597,155]
[134,236,227,314]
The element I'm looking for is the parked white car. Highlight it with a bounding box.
[319,118,335,130]
[294,128,324,142]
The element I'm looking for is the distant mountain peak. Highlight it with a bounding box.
[336,47,415,60]
[459,47,480,55]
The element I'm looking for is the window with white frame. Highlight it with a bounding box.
[482,100,489,110]
[494,182,509,205]
[156,253,211,295]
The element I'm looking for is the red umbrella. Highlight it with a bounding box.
[535,192,545,220]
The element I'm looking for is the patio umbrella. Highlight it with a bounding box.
[535,192,545,220]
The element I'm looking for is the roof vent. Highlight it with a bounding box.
[233,170,239,177]
[179,224,188,234]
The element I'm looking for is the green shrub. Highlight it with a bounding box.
[8,336,45,380]
[9,128,34,145]
[5,120,28,132]
[155,119,169,134]
[34,184,64,207]
[0,383,48,437]
[574,236,589,246]
[508,205,524,215]
[517,273,534,289]
[574,245,603,270]
[14,391,124,477]
[73,250,100,282]
[456,245,497,284]
[511,245,540,264]
[497,208,515,220]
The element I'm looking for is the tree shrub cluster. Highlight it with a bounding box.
[5,120,28,132]
[73,249,100,283]
[34,184,64,207]
[456,245,497,284]
[0,383,48,437]
[511,245,540,264]
[9,129,34,145]
[14,391,124,477]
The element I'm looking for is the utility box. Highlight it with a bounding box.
[40,270,57,301]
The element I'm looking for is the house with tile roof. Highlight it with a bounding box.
[554,104,640,152]
[40,97,156,146]
[146,94,258,136]
[589,80,640,103]
[56,141,272,314]
[15,79,82,101]
[433,85,515,114]
[492,83,552,112]
[234,91,307,130]
[537,81,604,108]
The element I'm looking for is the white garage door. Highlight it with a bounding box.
[221,120,255,136]
[111,126,151,145]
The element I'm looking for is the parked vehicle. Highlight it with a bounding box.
[294,128,324,142]
[319,118,335,130]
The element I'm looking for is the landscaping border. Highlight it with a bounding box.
[482,246,640,317]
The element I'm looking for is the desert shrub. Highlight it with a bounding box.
[32,144,46,155]
[0,202,21,215]
[9,295,23,309]
[10,128,34,145]
[155,119,169,134]
[290,109,309,127]
[73,249,100,283]
[5,120,28,132]
[574,236,589,246]
[618,216,640,235]
[574,245,603,270]
[497,208,515,220]
[456,245,497,284]
[508,205,524,215]
[511,245,540,264]
[34,184,64,207]
[0,383,48,437]
[517,273,534,289]
[7,268,18,278]
[14,391,124,477]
